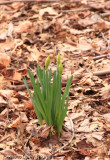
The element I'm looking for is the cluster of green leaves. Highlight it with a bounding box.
[23,54,73,136]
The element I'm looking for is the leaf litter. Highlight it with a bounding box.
[0,0,110,159]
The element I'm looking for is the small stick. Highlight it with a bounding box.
[100,13,110,17]
[0,0,60,5]
[0,135,11,143]
[9,69,110,91]
[92,54,110,60]
[8,82,33,91]
[93,69,110,76]
[61,7,91,13]
[74,69,110,79]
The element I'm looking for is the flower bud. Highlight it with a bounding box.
[57,52,60,67]
[59,62,63,76]
[45,55,50,70]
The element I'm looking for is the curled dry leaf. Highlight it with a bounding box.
[14,91,29,100]
[10,97,19,104]
[24,101,33,110]
[0,53,11,69]
[8,117,21,128]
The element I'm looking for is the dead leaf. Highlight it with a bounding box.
[95,21,110,31]
[101,85,110,101]
[14,91,28,100]
[79,149,91,156]
[39,125,53,139]
[103,113,110,122]
[0,90,14,98]
[0,40,15,51]
[20,112,28,123]
[78,37,92,51]
[10,97,19,104]
[0,108,8,118]
[0,53,11,69]
[76,126,91,133]
[70,28,94,35]
[79,76,95,86]
[0,76,11,89]
[77,139,94,149]
[60,129,72,141]
[78,14,102,27]
[27,45,43,62]
[7,22,14,38]
[0,96,7,107]
[24,101,33,110]
[58,43,77,53]
[92,132,104,141]
[37,147,51,157]
[8,117,21,128]
[2,69,22,83]
[39,7,57,16]
[70,111,86,121]
[11,2,24,10]
[14,21,32,33]
[0,149,22,158]
[88,2,105,10]
[0,30,7,40]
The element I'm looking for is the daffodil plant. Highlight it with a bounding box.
[23,53,73,136]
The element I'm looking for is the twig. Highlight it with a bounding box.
[61,7,91,13]
[74,69,110,80]
[8,82,32,91]
[0,0,60,5]
[4,76,22,83]
[93,69,110,76]
[92,54,110,60]
[0,135,11,143]
[8,68,110,91]
[50,118,74,157]
[100,13,110,17]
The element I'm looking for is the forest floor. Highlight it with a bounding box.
[0,0,110,159]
